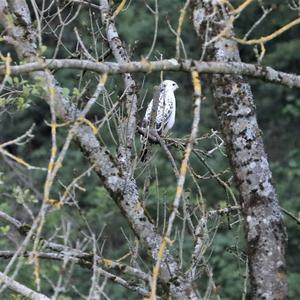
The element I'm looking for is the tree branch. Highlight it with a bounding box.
[0,2,197,298]
[0,251,151,298]
[0,271,50,300]
[0,211,150,283]
[0,59,299,89]
[191,1,288,298]
[99,0,138,163]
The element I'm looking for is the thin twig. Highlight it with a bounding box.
[150,71,202,299]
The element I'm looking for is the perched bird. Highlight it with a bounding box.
[140,79,179,161]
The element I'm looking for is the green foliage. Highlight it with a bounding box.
[0,0,299,298]
[0,75,50,112]
[12,186,38,205]
[0,225,10,235]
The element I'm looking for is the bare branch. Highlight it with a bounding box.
[99,0,138,158]
[191,1,288,298]
[0,271,50,300]
[0,59,299,89]
[0,251,151,298]
[150,71,202,300]
[0,211,150,283]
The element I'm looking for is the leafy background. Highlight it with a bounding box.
[0,0,299,299]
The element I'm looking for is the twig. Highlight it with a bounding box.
[145,0,159,59]
[230,0,254,15]
[150,71,202,299]
[0,251,151,298]
[112,0,127,19]
[281,207,300,225]
[74,27,97,61]
[0,52,12,93]
[155,133,179,178]
[232,17,300,45]
[0,124,46,171]
[0,271,50,300]
[176,0,190,59]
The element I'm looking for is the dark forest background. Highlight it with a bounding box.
[0,0,299,299]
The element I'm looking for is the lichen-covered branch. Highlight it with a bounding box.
[0,251,151,298]
[99,0,138,165]
[0,271,50,300]
[191,1,287,299]
[0,1,197,298]
[0,210,150,284]
[0,59,300,89]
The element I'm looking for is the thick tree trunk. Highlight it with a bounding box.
[191,1,288,299]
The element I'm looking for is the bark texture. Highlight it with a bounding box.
[0,1,197,298]
[191,1,288,299]
[0,271,50,300]
[1,59,299,88]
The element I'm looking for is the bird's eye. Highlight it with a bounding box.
[172,83,176,86]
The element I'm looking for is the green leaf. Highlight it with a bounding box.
[62,87,70,97]
[0,225,10,234]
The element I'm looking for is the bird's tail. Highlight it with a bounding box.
[140,128,150,162]
[140,143,148,162]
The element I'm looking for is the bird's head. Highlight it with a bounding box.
[161,80,179,92]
